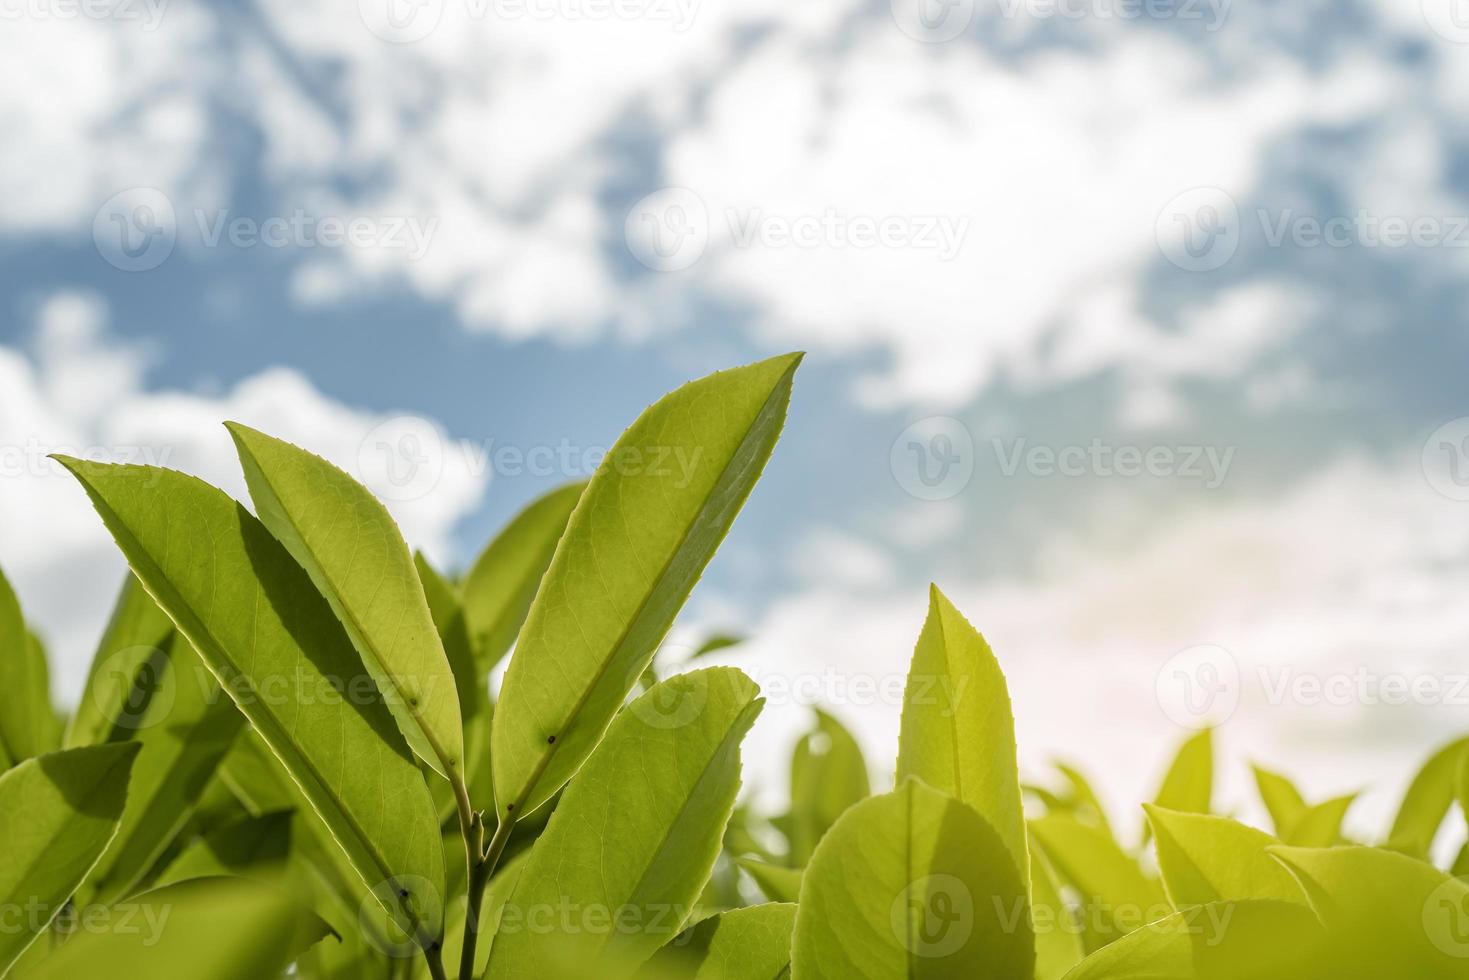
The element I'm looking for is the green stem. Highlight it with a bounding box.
[424,942,450,980]
[458,817,515,980]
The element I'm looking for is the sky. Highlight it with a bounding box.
[3,0,1469,845]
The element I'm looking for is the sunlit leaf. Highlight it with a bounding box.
[55,457,445,947]
[1031,838,1085,980]
[897,585,1028,888]
[0,567,60,763]
[64,574,174,749]
[1284,794,1356,848]
[735,858,803,904]
[492,354,801,821]
[1144,806,1304,909]
[1251,764,1308,840]
[1387,738,1469,859]
[1030,814,1168,953]
[793,777,1033,979]
[152,810,293,888]
[228,423,465,782]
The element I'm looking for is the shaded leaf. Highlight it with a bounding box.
[788,708,870,866]
[1030,814,1168,953]
[648,903,796,979]
[153,810,293,888]
[0,567,60,763]
[0,743,139,975]
[64,574,174,748]
[735,859,803,904]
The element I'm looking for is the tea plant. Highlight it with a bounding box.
[1,354,1467,978]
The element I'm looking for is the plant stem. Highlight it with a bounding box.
[425,943,450,980]
[458,816,515,980]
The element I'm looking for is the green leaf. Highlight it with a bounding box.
[79,636,245,906]
[788,708,870,865]
[0,568,60,763]
[64,574,174,748]
[227,422,465,782]
[152,810,293,888]
[492,354,800,820]
[735,859,803,904]
[54,456,446,947]
[0,743,139,976]
[647,903,796,979]
[1059,900,1329,980]
[1283,793,1356,847]
[18,876,331,980]
[896,585,1028,888]
[1143,806,1304,909]
[1031,839,1084,980]
[1151,730,1213,821]
[486,668,764,978]
[1271,844,1469,975]
[1250,764,1307,839]
[1053,763,1115,839]
[689,634,746,660]
[461,481,585,671]
[792,777,1033,980]
[1388,737,1469,858]
[1030,814,1168,953]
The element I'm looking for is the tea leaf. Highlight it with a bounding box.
[486,668,763,978]
[647,903,796,979]
[1251,764,1308,839]
[1387,737,1469,858]
[792,777,1033,979]
[55,457,445,946]
[79,635,244,906]
[1144,806,1304,909]
[492,354,800,820]
[19,876,331,980]
[0,743,139,975]
[64,574,175,748]
[461,481,585,671]
[1284,793,1356,848]
[735,859,804,904]
[0,568,60,763]
[1031,839,1085,980]
[788,708,869,865]
[1151,729,1213,820]
[897,585,1028,888]
[228,423,465,782]
[153,810,293,888]
[1030,813,1167,952]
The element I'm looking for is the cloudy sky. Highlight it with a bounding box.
[4,0,1469,843]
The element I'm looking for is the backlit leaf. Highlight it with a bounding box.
[648,903,796,979]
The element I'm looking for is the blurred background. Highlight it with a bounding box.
[3,0,1469,845]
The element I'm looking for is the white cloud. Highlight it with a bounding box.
[715,455,1469,842]
[0,292,488,706]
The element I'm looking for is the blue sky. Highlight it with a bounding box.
[4,0,1469,838]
